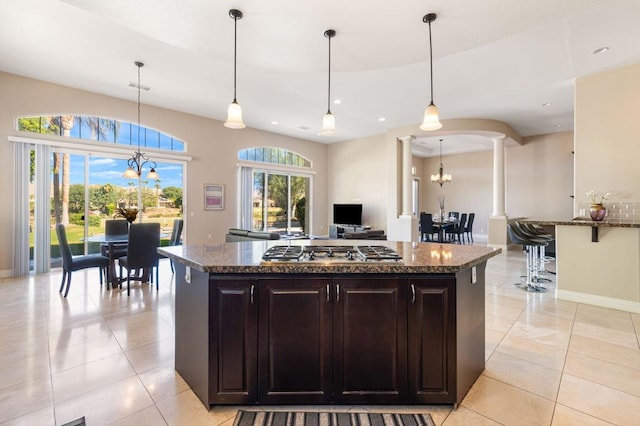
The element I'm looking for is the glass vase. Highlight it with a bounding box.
[589,204,606,221]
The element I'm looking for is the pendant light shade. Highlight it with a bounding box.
[420,13,442,131]
[224,9,246,129]
[319,29,336,136]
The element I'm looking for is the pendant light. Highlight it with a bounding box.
[431,139,452,186]
[319,29,336,136]
[123,61,159,180]
[224,9,246,129]
[420,13,442,131]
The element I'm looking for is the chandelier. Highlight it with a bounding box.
[123,61,159,180]
[431,139,451,186]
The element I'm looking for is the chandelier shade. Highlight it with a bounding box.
[224,9,246,129]
[420,13,442,131]
[319,29,337,136]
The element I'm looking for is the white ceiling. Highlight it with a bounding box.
[1,0,640,157]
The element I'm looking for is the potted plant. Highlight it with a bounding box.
[586,190,609,221]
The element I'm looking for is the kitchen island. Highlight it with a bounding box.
[158,240,500,408]
[525,218,640,313]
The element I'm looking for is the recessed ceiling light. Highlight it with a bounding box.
[298,126,310,131]
[592,46,610,55]
[542,102,552,107]
[378,117,386,122]
[553,123,561,128]
[271,121,279,125]
[333,99,342,105]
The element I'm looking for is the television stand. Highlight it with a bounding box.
[329,224,370,239]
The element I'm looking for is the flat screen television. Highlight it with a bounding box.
[333,203,363,226]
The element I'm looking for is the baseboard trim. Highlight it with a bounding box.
[0,269,12,279]
[557,289,640,313]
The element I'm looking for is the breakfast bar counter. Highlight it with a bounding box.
[525,219,640,313]
[159,241,500,408]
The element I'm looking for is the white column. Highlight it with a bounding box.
[399,136,414,216]
[492,135,506,216]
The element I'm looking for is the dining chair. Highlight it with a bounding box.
[56,223,110,297]
[101,219,129,277]
[419,212,436,242]
[464,213,475,243]
[118,222,161,296]
[453,213,467,244]
[445,212,460,241]
[158,219,183,272]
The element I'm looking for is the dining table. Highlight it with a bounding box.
[432,219,458,242]
[87,233,129,288]
[87,231,169,289]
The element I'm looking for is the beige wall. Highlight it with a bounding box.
[0,72,328,274]
[506,132,574,219]
[327,133,387,230]
[575,63,640,209]
[419,131,573,237]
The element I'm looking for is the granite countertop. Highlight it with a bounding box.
[525,218,640,228]
[158,240,501,274]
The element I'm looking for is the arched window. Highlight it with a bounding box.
[17,114,185,152]
[238,147,313,236]
[238,147,311,168]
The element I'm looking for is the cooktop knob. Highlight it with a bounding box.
[308,250,315,260]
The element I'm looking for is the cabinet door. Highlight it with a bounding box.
[258,278,332,404]
[407,277,455,403]
[211,278,258,404]
[333,277,407,403]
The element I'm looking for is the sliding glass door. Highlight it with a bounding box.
[251,170,310,235]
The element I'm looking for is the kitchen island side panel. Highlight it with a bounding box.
[455,264,486,404]
[174,263,211,407]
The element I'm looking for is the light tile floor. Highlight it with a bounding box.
[1,247,639,425]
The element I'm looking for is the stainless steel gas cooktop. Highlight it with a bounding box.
[261,245,402,263]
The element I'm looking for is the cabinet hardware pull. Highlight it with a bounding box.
[250,284,255,304]
[411,284,416,303]
[326,284,330,302]
[336,284,340,302]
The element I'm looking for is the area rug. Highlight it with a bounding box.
[233,410,435,426]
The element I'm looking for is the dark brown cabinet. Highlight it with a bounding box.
[407,277,454,403]
[333,277,407,403]
[174,267,486,407]
[210,278,258,404]
[258,278,332,404]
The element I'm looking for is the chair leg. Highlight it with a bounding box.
[63,273,72,297]
[156,265,159,291]
[59,271,67,293]
[127,273,131,296]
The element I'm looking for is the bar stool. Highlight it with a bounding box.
[520,222,556,278]
[507,223,548,292]
[515,222,554,282]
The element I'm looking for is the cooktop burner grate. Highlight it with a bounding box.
[262,245,304,261]
[356,245,403,261]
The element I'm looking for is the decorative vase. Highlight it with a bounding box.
[589,204,606,221]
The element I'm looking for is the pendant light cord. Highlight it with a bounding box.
[136,61,142,152]
[327,34,332,114]
[428,19,434,105]
[233,14,238,102]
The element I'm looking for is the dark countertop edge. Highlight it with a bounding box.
[524,218,640,228]
[157,247,501,274]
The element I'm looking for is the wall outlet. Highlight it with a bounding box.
[185,266,191,284]
[471,266,477,284]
